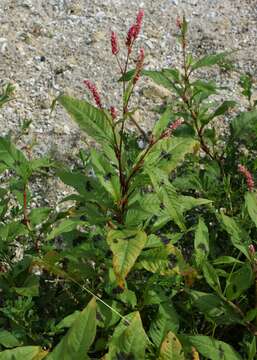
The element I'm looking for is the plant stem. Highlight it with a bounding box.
[23,183,29,226]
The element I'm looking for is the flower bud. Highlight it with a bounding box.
[111,31,119,55]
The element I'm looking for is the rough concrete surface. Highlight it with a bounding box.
[0,0,256,200]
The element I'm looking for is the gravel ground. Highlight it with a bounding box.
[0,0,256,201]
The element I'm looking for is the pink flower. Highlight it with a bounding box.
[84,80,102,109]
[238,164,255,192]
[126,24,137,51]
[126,9,144,52]
[111,31,119,55]
[176,16,182,29]
[110,106,117,119]
[134,9,144,38]
[161,119,184,138]
[133,48,145,84]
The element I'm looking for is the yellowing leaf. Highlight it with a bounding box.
[158,331,185,360]
[0,346,48,360]
[107,229,147,287]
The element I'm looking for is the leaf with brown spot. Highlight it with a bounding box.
[107,229,147,288]
[158,331,185,360]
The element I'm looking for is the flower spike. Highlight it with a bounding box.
[84,80,102,109]
[111,31,119,55]
[238,164,255,192]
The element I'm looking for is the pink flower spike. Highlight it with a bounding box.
[110,106,117,120]
[169,118,184,132]
[238,164,255,192]
[126,24,136,50]
[133,48,145,84]
[111,31,119,55]
[125,9,144,51]
[134,9,144,38]
[84,80,102,109]
[161,119,184,138]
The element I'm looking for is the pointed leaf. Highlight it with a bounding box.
[0,346,47,360]
[47,219,85,240]
[191,52,230,71]
[226,263,253,300]
[106,312,149,360]
[0,330,20,348]
[107,229,147,287]
[153,108,173,138]
[220,213,250,258]
[230,110,257,140]
[245,191,257,228]
[149,303,179,348]
[47,297,96,360]
[187,335,242,360]
[202,262,221,294]
[194,218,209,267]
[209,100,236,120]
[144,137,197,174]
[158,331,185,360]
[57,95,112,144]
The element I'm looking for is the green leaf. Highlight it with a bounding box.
[149,303,179,348]
[106,312,149,360]
[120,70,173,90]
[194,218,209,267]
[244,308,257,322]
[96,300,122,328]
[29,207,51,227]
[226,263,253,300]
[220,213,251,258]
[209,100,236,120]
[158,331,185,360]
[202,262,222,294]
[116,288,137,308]
[144,137,198,175]
[239,74,252,101]
[0,137,31,180]
[212,256,243,266]
[138,244,180,275]
[14,274,39,297]
[245,192,257,228]
[55,311,80,330]
[90,148,120,201]
[47,219,85,240]
[248,336,256,360]
[0,330,20,348]
[107,229,147,287]
[191,52,230,71]
[179,196,212,213]
[29,157,52,172]
[0,346,47,360]
[190,290,242,325]
[57,95,112,145]
[0,222,28,243]
[152,108,174,138]
[187,335,242,360]
[0,83,15,109]
[47,297,96,360]
[230,110,257,140]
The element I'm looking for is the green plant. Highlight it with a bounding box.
[0,11,257,360]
